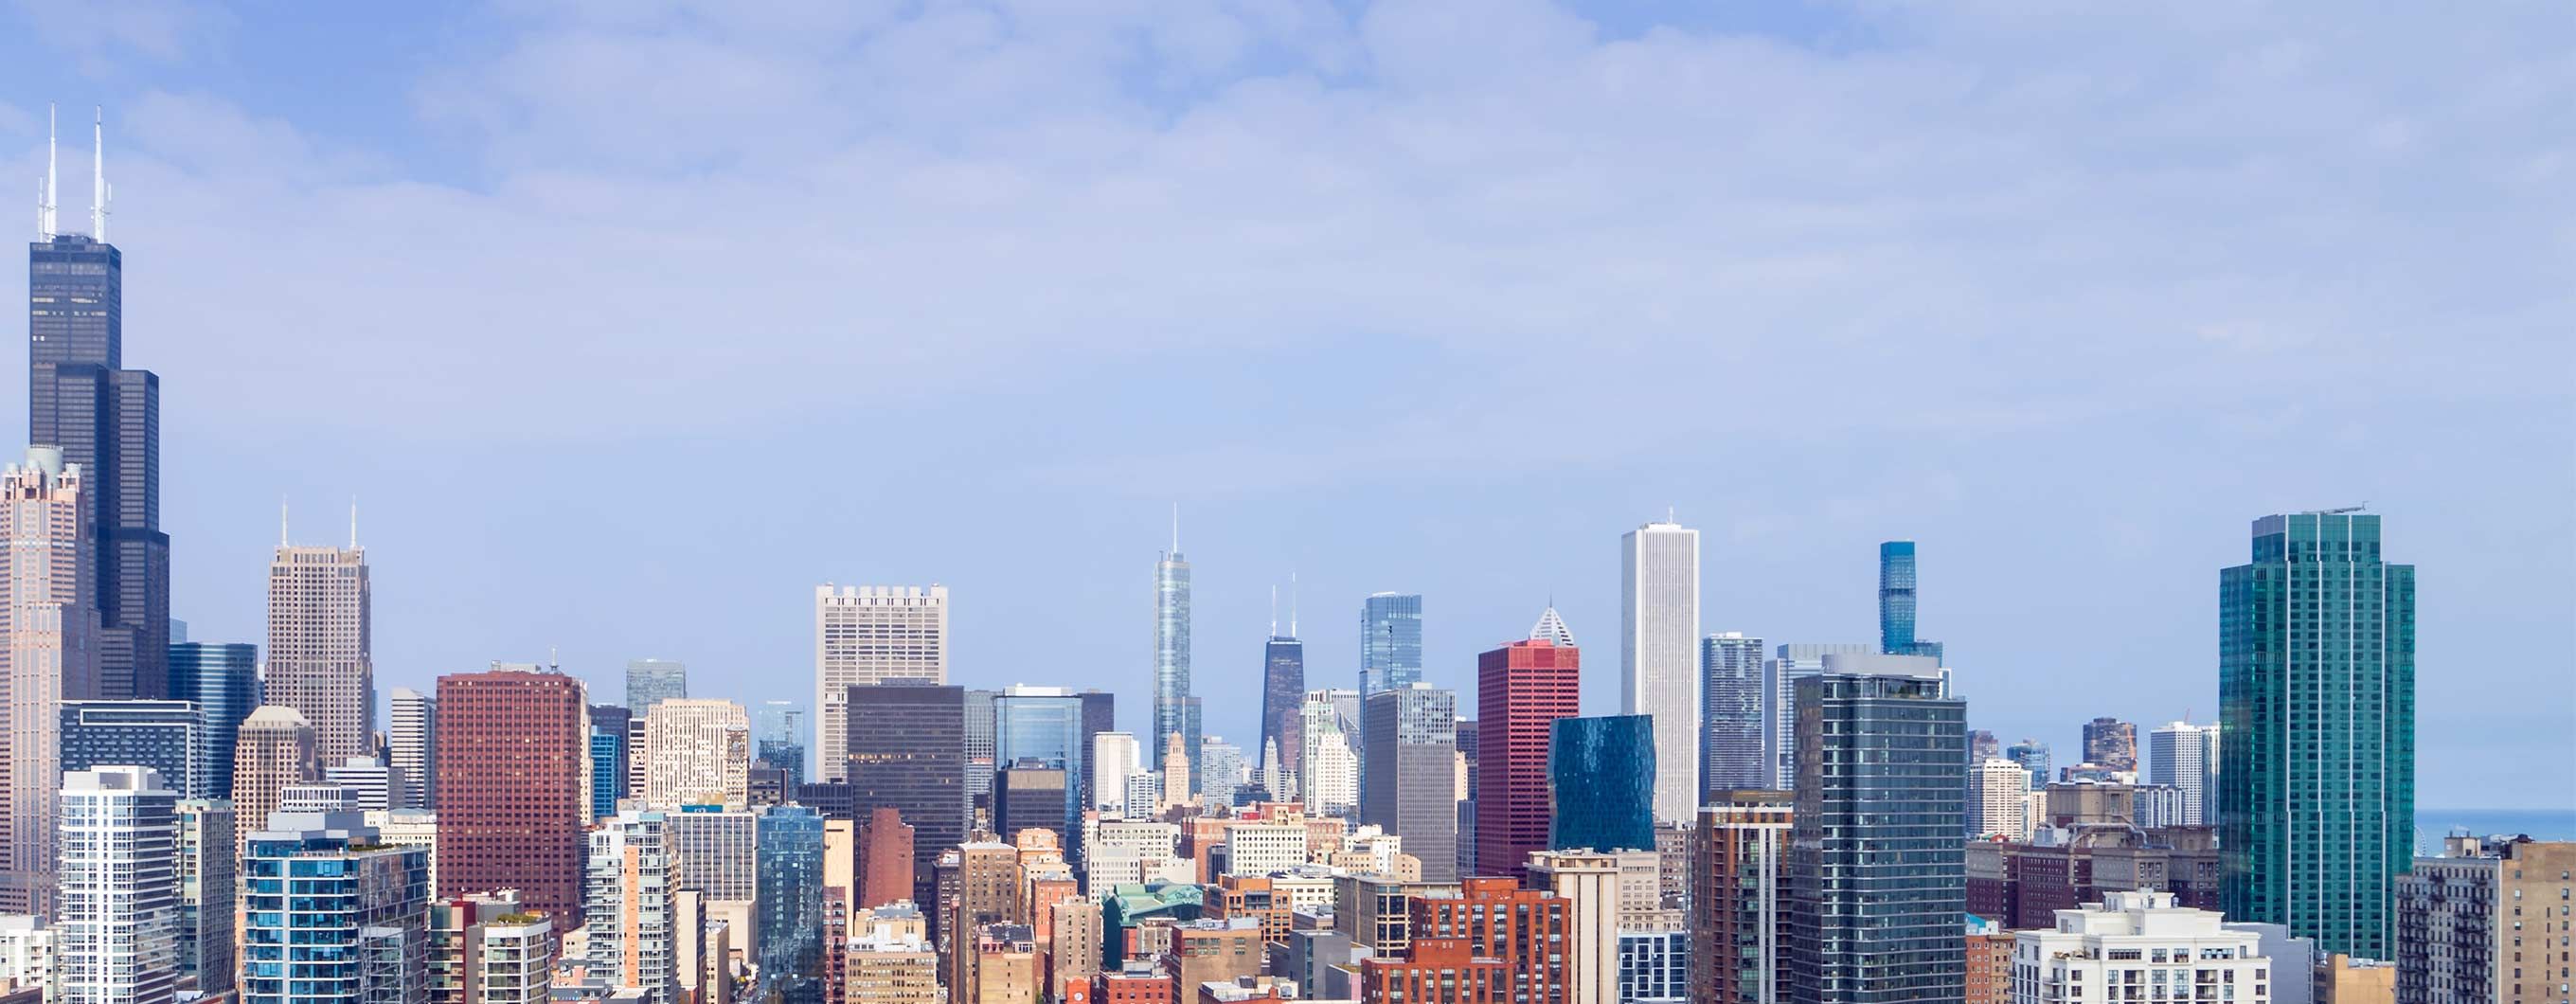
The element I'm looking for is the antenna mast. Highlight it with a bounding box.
[90,106,108,242]
[36,103,56,239]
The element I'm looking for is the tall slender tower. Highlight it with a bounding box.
[1878,541,1943,661]
[2220,511,2414,959]
[1260,583,1305,780]
[57,765,180,1004]
[814,585,949,782]
[266,526,372,762]
[1150,522,1197,775]
[0,446,98,916]
[2146,722,2219,826]
[386,687,436,810]
[1621,518,1700,825]
[1698,632,1767,795]
[28,109,167,701]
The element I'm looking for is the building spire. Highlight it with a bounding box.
[279,496,289,547]
[36,103,57,239]
[1530,604,1575,647]
[1170,502,1180,555]
[1289,569,1298,637]
[89,107,109,242]
[349,496,359,549]
[1270,584,1278,637]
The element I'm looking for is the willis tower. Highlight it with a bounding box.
[29,107,168,699]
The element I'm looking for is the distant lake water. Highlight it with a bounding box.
[2416,808,2576,853]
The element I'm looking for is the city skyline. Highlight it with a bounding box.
[0,3,2567,813]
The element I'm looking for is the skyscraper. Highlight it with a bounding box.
[585,810,680,1004]
[58,766,180,1004]
[844,680,967,909]
[758,806,827,1004]
[60,699,201,798]
[226,705,320,854]
[1699,632,1766,796]
[1548,715,1655,854]
[625,658,689,715]
[29,161,169,705]
[994,685,1088,849]
[0,446,98,916]
[1786,654,1965,1004]
[1261,614,1305,781]
[815,585,949,782]
[1877,541,1942,661]
[1691,791,1794,1004]
[2004,738,2050,790]
[1151,541,1198,777]
[1477,611,1582,874]
[1761,642,1871,791]
[756,699,808,788]
[1363,684,1457,883]
[174,798,233,995]
[1359,593,1424,698]
[1620,519,1700,825]
[1967,759,2031,840]
[266,536,372,761]
[239,808,430,1004]
[169,641,256,800]
[2147,722,2219,827]
[641,698,752,810]
[2221,511,2414,959]
[387,687,436,811]
[1090,731,1142,814]
[1077,690,1115,811]
[2082,717,2138,772]
[857,806,916,910]
[1299,691,1360,817]
[436,665,588,923]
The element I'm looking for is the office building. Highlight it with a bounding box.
[2395,835,2575,1004]
[227,705,320,852]
[1476,613,1581,875]
[589,725,627,820]
[858,807,916,909]
[1261,624,1305,781]
[60,699,201,798]
[1761,642,1871,791]
[755,699,806,789]
[1877,541,1943,661]
[1092,732,1142,814]
[2221,511,2415,959]
[1969,759,2033,841]
[1220,819,1309,878]
[174,799,231,995]
[845,681,967,908]
[846,904,939,1004]
[1363,684,1458,883]
[1300,690,1360,816]
[625,658,688,714]
[1548,714,1656,855]
[1151,541,1200,778]
[2147,722,2220,828]
[758,806,826,1004]
[169,641,257,800]
[642,698,752,809]
[1692,792,1794,1004]
[2005,739,2051,790]
[2011,890,2270,1004]
[57,766,180,1004]
[427,890,554,1004]
[436,665,588,923]
[387,688,435,810]
[1621,519,1700,825]
[1700,632,1767,796]
[588,810,681,1004]
[1969,729,2001,764]
[1197,738,1247,807]
[996,685,1089,845]
[997,761,1073,843]
[240,807,430,1004]
[2082,717,2138,773]
[668,809,760,901]
[266,538,372,761]
[0,447,98,917]
[1787,654,1966,1004]
[816,587,949,786]
[1359,593,1424,697]
[319,756,398,811]
[1527,851,1620,1004]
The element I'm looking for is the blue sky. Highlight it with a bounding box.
[3,1,2568,809]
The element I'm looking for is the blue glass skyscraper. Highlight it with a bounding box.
[1698,633,1766,795]
[1548,714,1655,852]
[1360,593,1423,696]
[1151,539,1198,776]
[1878,542,1943,662]
[756,806,825,1004]
[756,699,806,788]
[588,727,625,820]
[170,641,258,798]
[994,686,1087,852]
[2004,738,2050,789]
[61,699,203,797]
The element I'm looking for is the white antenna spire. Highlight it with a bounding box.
[1170,503,1180,555]
[37,103,57,239]
[90,106,108,242]
[279,497,289,547]
[349,496,359,549]
[1290,570,1298,637]
[1270,584,1279,637]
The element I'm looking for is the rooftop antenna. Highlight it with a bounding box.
[349,496,359,549]
[1270,584,1279,637]
[1289,569,1298,637]
[1170,503,1180,555]
[36,103,56,239]
[1667,504,1675,523]
[90,106,108,242]
[279,496,290,547]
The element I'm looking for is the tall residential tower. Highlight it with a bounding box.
[1150,537,1196,775]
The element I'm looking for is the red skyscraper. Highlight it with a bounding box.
[858,806,916,909]
[1476,611,1579,877]
[436,665,589,923]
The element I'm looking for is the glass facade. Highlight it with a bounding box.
[1359,593,1423,697]
[1260,636,1305,780]
[240,819,432,1004]
[843,681,966,909]
[170,642,259,798]
[1619,928,1690,1003]
[757,806,826,1004]
[756,699,806,788]
[61,699,203,798]
[1877,542,1942,662]
[994,688,1086,850]
[2220,511,2414,959]
[1547,714,1655,853]
[1361,685,1457,883]
[624,659,688,715]
[1786,662,1965,1004]
[1151,552,1198,775]
[1698,633,1767,795]
[2004,738,2050,789]
[589,727,626,820]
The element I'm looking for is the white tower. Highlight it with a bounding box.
[1621,518,1700,824]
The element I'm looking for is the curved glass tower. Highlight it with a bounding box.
[1151,547,1197,775]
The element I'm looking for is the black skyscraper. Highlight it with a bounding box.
[845,680,967,909]
[30,232,168,699]
[1261,635,1305,778]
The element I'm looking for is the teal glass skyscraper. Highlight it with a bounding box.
[2220,511,2414,959]
[1151,535,1198,776]
[1360,593,1423,696]
[1877,542,1942,661]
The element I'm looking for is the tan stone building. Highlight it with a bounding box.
[266,541,373,761]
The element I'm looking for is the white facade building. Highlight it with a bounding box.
[2012,890,2269,1004]
[1971,758,2034,840]
[1620,520,1700,824]
[385,688,435,811]
[0,914,58,1000]
[1092,732,1142,814]
[1221,821,1308,877]
[2147,722,2220,827]
[1527,851,1621,1004]
[814,585,949,782]
[1298,690,1360,816]
[58,766,181,1004]
[322,756,399,812]
[641,699,751,809]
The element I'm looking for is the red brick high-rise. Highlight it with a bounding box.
[858,806,916,908]
[1361,876,1567,1004]
[1476,621,1579,876]
[436,665,588,923]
